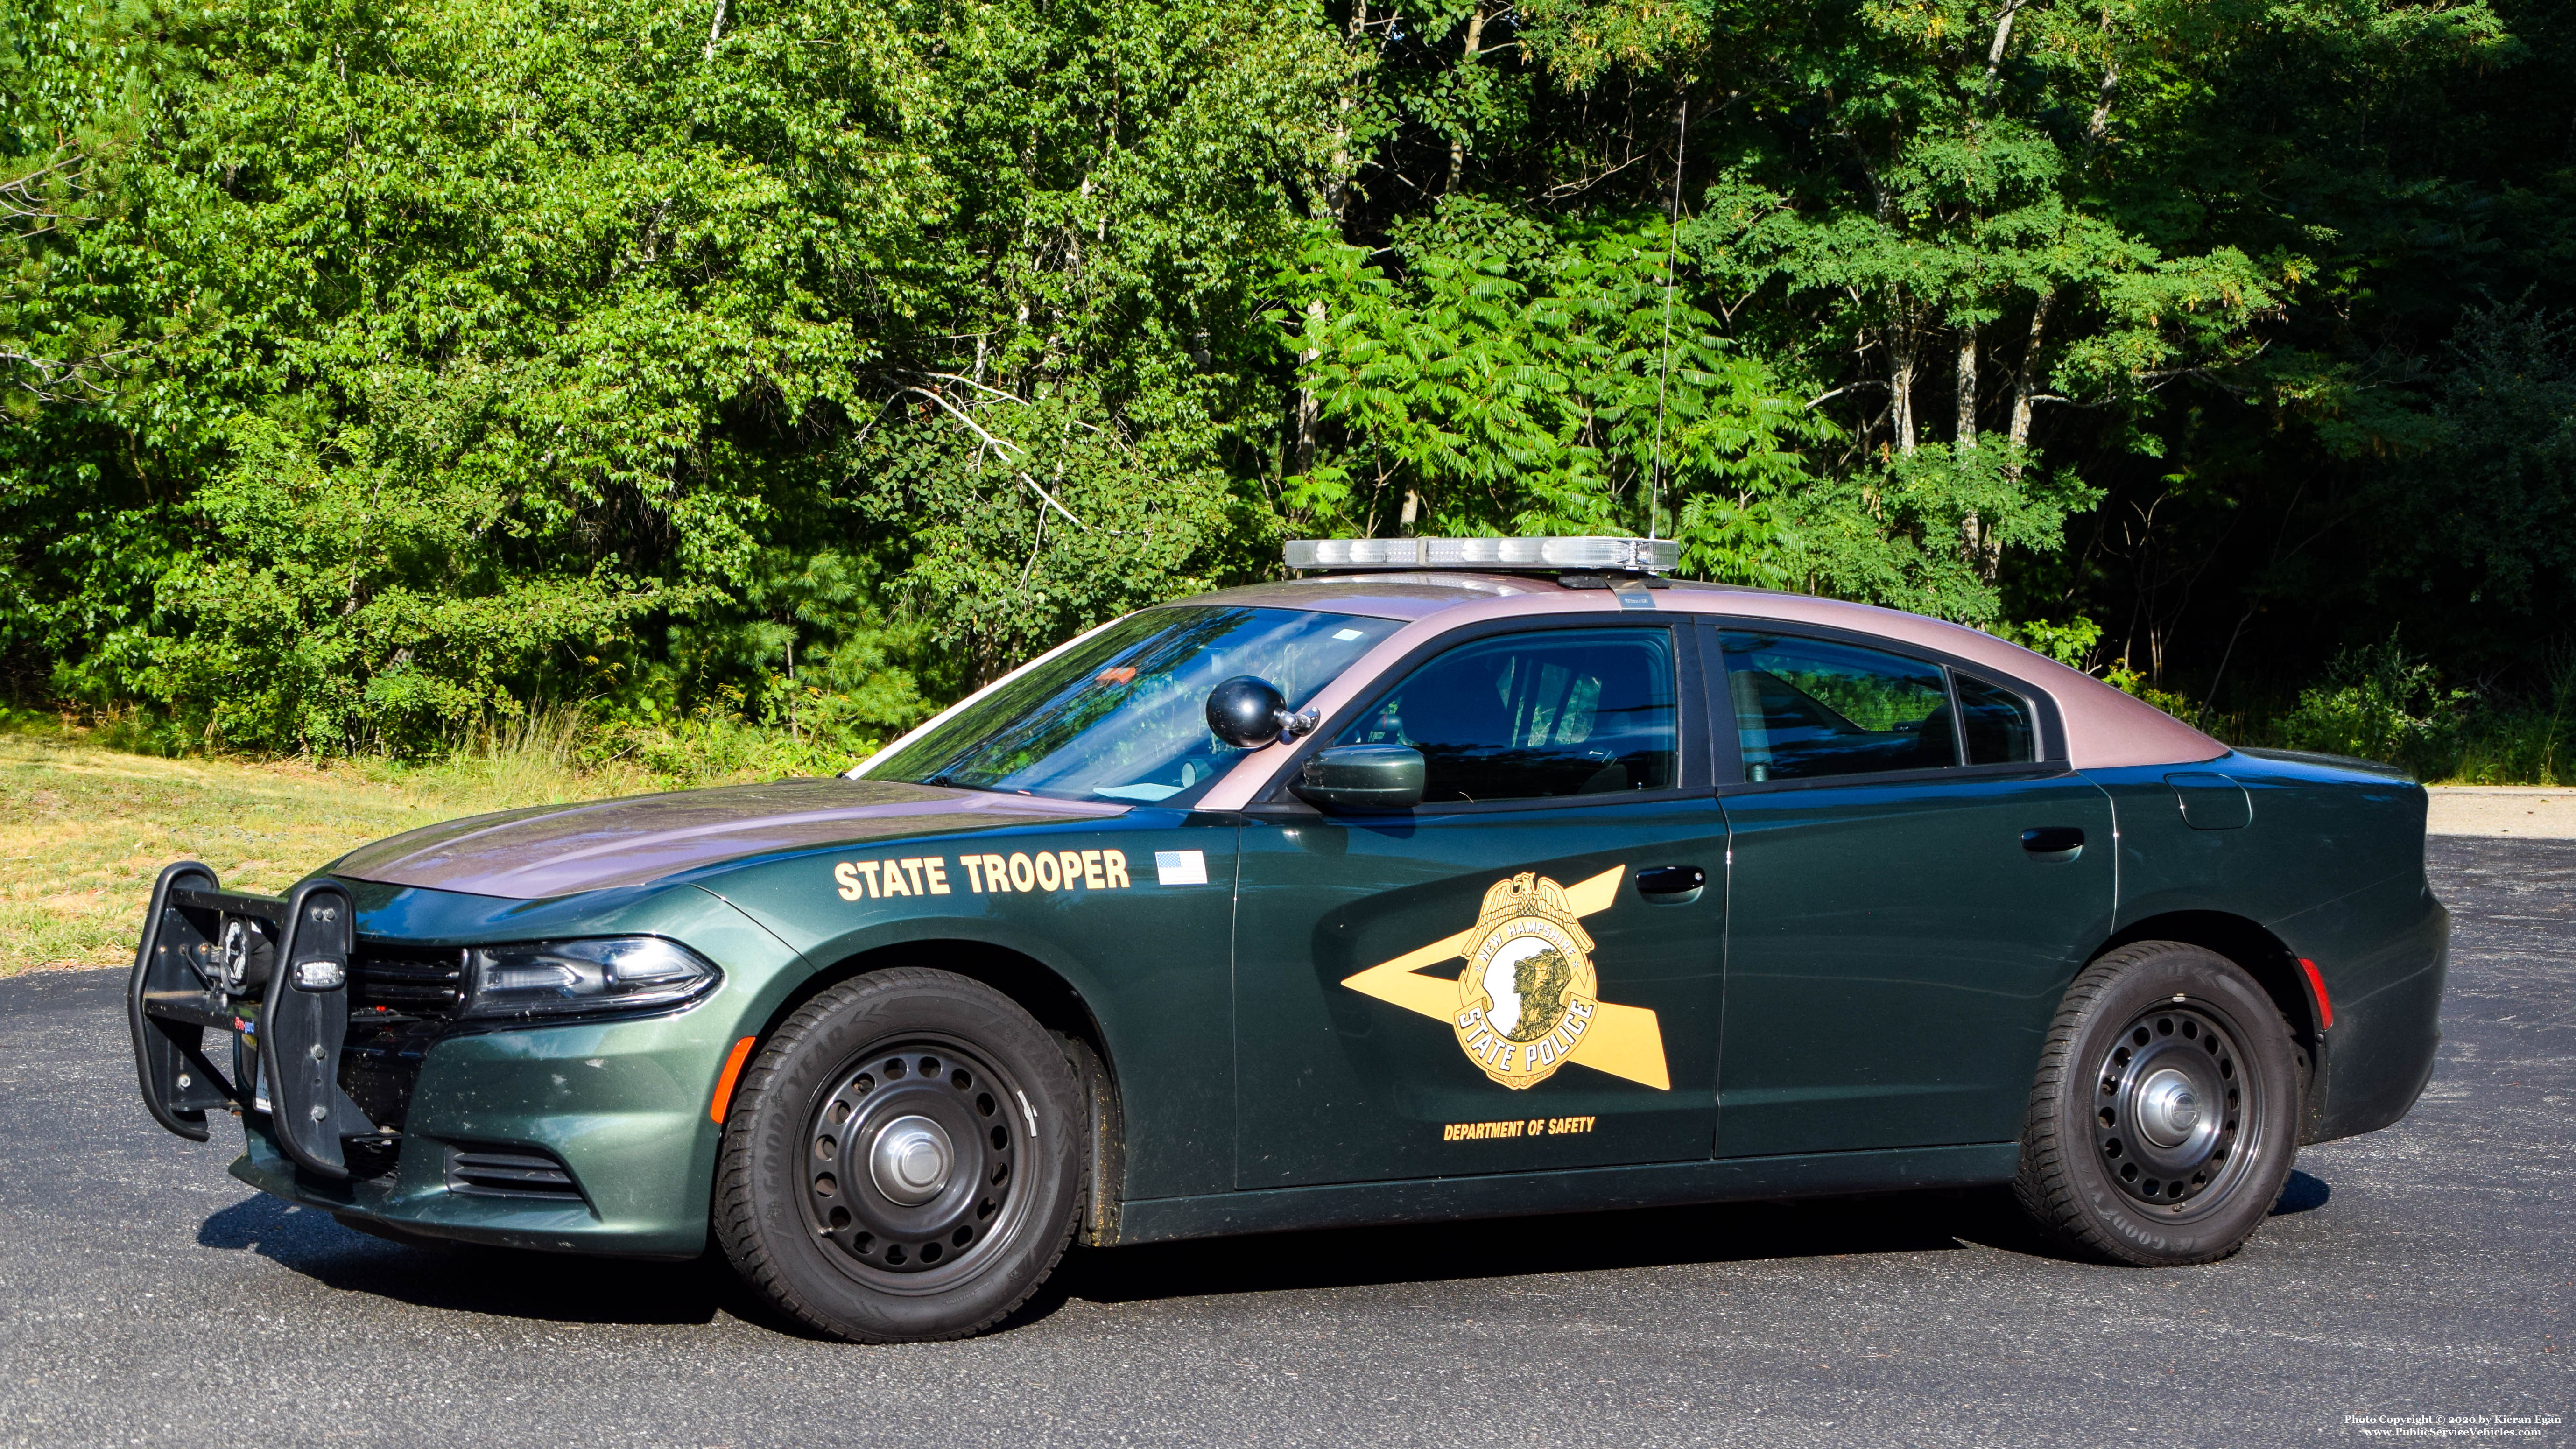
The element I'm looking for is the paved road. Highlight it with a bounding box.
[2,840,2568,1448]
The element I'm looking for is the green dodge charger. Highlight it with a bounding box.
[128,537,2448,1342]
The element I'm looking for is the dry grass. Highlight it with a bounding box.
[0,720,652,977]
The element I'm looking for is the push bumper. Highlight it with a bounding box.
[129,863,374,1175]
[130,864,795,1259]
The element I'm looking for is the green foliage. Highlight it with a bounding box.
[1,0,2569,756]
[1,0,1343,754]
[1283,205,1826,561]
[1775,441,2101,626]
[2448,659,2576,787]
[1998,616,2102,669]
[1281,204,2101,623]
[2280,634,2468,777]
[2361,302,2576,654]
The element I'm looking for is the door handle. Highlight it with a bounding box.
[2020,826,2085,856]
[1635,865,1707,899]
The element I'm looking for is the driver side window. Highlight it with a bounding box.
[1334,628,1678,803]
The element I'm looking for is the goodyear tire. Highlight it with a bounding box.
[715,969,1084,1342]
[2013,941,2302,1266]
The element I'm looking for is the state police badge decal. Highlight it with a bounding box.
[1454,872,1599,1089]
[1338,863,1671,1092]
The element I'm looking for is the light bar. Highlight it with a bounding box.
[1284,536,1680,574]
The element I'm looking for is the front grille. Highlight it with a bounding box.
[444,1145,585,1203]
[338,942,469,1153]
[350,942,468,1017]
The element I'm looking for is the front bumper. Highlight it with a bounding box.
[134,867,809,1258]
[231,1008,737,1258]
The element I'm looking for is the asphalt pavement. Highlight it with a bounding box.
[1,838,2567,1448]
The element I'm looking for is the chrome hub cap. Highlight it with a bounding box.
[2090,1001,2263,1214]
[869,1116,954,1205]
[2135,1069,2203,1147]
[803,1039,1024,1287]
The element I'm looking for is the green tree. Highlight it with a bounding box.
[1,0,1347,750]
[2,0,2568,752]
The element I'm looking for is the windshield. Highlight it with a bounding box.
[866,606,1404,805]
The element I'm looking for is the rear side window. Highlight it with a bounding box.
[1720,632,1956,782]
[1335,628,1677,803]
[1955,672,2038,765]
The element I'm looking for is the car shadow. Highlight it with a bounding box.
[2273,1169,2331,1215]
[198,1175,2333,1336]
[197,1194,741,1328]
[1040,1186,2024,1314]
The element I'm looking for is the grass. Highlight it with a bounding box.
[0,716,668,977]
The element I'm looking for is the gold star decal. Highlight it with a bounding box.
[1338,864,1671,1090]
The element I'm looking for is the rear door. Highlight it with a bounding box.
[1231,618,1730,1187]
[1710,624,2118,1158]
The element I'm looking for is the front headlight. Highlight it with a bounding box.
[458,937,721,1020]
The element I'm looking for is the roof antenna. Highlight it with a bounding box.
[1647,95,1689,543]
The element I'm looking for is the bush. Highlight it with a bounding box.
[601,712,874,791]
[394,702,878,804]
[2279,636,2468,778]
[2449,650,2576,786]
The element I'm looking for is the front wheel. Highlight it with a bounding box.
[714,969,1084,1342]
[2013,941,2302,1266]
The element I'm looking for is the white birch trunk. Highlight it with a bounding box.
[1447,7,1487,192]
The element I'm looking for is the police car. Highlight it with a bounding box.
[128,537,2448,1342]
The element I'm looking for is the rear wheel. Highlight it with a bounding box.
[715,969,1084,1342]
[2014,941,2301,1266]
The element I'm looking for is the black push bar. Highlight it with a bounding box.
[127,863,376,1178]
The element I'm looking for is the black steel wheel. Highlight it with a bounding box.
[2014,940,2302,1266]
[716,969,1083,1342]
[803,1038,1030,1286]
[2090,1001,2262,1213]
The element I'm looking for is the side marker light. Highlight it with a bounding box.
[710,1036,758,1124]
[2296,957,2335,1031]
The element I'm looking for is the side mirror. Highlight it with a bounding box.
[1291,744,1425,810]
[1205,676,1320,749]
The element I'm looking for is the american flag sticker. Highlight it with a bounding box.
[1153,850,1208,886]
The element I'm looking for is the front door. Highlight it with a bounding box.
[1232,621,1728,1188]
[1709,626,2118,1158]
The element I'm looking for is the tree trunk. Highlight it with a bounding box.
[1321,0,1368,223]
[1890,313,1920,455]
[2085,4,2121,148]
[2006,291,2053,463]
[1955,324,1979,449]
[1984,0,2023,87]
[1447,6,1487,192]
[1295,0,1373,482]
[1292,297,1327,478]
[2088,62,2122,143]
[1957,323,1989,578]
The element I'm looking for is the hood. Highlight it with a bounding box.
[329,778,1126,900]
